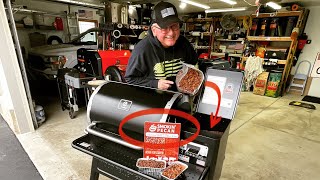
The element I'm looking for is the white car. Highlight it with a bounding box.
[28,28,102,80]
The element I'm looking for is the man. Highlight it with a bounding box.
[125,1,198,91]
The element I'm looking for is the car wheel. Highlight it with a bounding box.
[104,66,123,82]
[47,35,63,45]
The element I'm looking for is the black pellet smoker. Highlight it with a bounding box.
[72,68,243,180]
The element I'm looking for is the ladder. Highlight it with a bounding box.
[287,60,312,95]
[65,12,79,42]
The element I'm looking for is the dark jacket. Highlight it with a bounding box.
[124,29,198,90]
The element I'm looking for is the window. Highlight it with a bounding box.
[78,20,97,43]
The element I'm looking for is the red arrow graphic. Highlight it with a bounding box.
[205,81,222,128]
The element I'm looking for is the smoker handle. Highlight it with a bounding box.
[86,123,143,150]
[159,93,181,123]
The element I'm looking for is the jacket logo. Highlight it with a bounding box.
[118,99,132,111]
[153,59,182,79]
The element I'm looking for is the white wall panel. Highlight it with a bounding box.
[291,6,320,97]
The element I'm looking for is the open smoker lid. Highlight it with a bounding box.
[196,68,243,120]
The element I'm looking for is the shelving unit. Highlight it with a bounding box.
[12,8,66,31]
[211,16,247,61]
[211,52,242,57]
[247,36,292,41]
[183,18,214,56]
[184,16,247,58]
[212,38,245,59]
[241,10,309,96]
[251,11,302,18]
[242,57,287,64]
[216,38,244,42]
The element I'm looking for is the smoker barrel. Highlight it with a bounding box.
[86,81,190,149]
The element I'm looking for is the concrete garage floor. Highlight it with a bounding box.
[16,92,320,180]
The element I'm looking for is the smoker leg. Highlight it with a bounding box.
[90,158,100,180]
[84,88,88,107]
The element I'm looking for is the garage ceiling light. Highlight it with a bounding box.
[179,2,187,9]
[205,7,247,13]
[266,2,282,10]
[219,0,237,5]
[128,6,134,15]
[180,0,210,9]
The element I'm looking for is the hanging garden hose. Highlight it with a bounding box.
[243,15,252,31]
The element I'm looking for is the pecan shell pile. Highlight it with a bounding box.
[137,159,165,169]
[162,163,186,179]
[177,68,202,94]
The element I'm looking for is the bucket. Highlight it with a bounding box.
[35,105,46,124]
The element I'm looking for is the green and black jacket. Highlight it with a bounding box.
[125,29,198,90]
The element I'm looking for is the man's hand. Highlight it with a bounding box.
[158,79,174,90]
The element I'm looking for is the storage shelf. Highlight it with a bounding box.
[16,26,60,31]
[216,38,244,42]
[242,9,308,96]
[196,46,210,49]
[186,32,212,36]
[252,11,302,18]
[247,36,292,41]
[242,57,286,64]
[186,18,213,22]
[212,52,242,57]
[277,60,286,64]
[203,32,212,36]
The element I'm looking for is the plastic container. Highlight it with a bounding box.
[298,39,307,50]
[250,19,259,36]
[136,158,166,178]
[255,47,266,58]
[285,17,297,36]
[269,18,279,37]
[259,18,269,36]
[176,63,204,96]
[161,161,188,180]
[291,27,299,40]
[35,105,46,124]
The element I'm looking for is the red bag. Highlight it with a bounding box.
[54,17,63,31]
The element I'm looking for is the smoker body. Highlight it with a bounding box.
[72,68,243,180]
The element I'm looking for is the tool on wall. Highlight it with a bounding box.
[65,11,80,42]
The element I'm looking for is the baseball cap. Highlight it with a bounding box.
[152,1,182,29]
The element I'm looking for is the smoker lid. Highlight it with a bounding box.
[196,68,243,120]
[86,81,189,135]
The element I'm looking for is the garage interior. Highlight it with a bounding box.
[0,0,320,180]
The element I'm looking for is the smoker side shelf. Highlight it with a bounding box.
[72,134,209,180]
[72,134,154,180]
